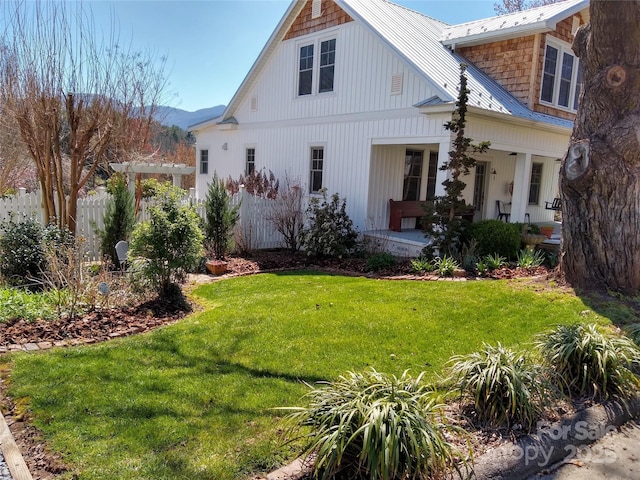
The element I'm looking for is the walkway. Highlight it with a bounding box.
[527,420,640,480]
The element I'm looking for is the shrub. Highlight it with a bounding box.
[448,343,545,430]
[624,323,640,346]
[0,287,58,322]
[225,169,279,199]
[94,173,136,268]
[129,184,204,298]
[463,219,521,259]
[283,369,466,480]
[483,253,506,270]
[366,252,396,272]
[204,173,240,260]
[516,248,545,268]
[411,256,435,273]
[0,217,74,289]
[301,190,357,258]
[536,323,640,400]
[435,255,459,277]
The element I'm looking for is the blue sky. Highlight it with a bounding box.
[87,0,498,112]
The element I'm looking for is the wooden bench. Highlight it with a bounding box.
[388,199,426,232]
[545,197,562,211]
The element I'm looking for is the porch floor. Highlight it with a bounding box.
[364,229,430,258]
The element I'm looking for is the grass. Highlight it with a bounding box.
[4,272,610,479]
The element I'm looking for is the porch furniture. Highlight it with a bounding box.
[496,200,530,223]
[388,199,426,232]
[545,197,562,211]
[496,200,510,222]
[115,240,129,271]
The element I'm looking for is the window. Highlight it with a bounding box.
[298,38,336,96]
[199,149,208,175]
[528,163,543,205]
[298,44,314,96]
[540,39,582,111]
[403,150,423,201]
[425,151,438,201]
[246,148,255,176]
[319,39,335,93]
[309,147,324,193]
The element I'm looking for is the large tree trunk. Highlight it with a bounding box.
[560,0,640,294]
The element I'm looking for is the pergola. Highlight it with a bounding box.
[109,162,195,195]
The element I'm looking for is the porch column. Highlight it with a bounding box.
[435,140,451,197]
[510,152,532,222]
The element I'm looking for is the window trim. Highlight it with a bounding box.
[199,148,209,175]
[245,147,256,176]
[540,37,581,112]
[528,162,543,205]
[402,149,424,202]
[309,146,325,194]
[295,33,337,98]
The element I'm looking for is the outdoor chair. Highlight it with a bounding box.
[496,200,510,222]
[115,240,129,271]
[545,197,562,211]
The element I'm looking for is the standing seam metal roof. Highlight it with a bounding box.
[339,0,574,128]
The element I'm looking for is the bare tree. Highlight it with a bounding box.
[267,176,305,252]
[494,0,562,15]
[560,0,640,294]
[0,110,36,193]
[0,1,168,232]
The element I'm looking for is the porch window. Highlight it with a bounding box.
[540,39,581,111]
[403,150,423,201]
[425,151,438,201]
[199,149,208,175]
[528,163,543,205]
[246,148,255,176]
[310,147,324,193]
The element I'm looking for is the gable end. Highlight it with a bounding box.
[284,0,353,41]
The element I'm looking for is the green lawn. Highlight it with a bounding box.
[5,272,609,479]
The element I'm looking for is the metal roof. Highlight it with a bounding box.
[441,0,589,47]
[340,0,574,129]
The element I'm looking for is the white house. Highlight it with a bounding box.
[191,0,587,252]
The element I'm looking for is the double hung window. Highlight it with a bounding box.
[298,38,336,96]
[540,39,582,111]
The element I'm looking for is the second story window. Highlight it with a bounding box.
[298,44,314,96]
[297,38,336,97]
[540,39,581,111]
[199,149,208,175]
[319,39,335,93]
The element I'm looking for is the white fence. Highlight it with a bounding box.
[0,188,285,262]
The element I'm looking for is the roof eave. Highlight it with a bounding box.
[442,23,550,48]
[188,116,222,132]
[416,103,573,134]
[221,0,305,122]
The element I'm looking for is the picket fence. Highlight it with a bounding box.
[0,188,284,262]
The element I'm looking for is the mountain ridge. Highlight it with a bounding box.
[153,105,226,130]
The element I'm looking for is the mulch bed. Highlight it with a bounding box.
[0,250,556,480]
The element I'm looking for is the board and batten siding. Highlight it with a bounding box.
[234,21,442,123]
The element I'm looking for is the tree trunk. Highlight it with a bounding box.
[560,0,640,294]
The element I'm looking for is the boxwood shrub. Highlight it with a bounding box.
[463,219,521,259]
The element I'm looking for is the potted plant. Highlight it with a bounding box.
[204,174,240,275]
[539,225,555,238]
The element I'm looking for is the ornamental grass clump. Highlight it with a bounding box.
[447,343,545,430]
[283,369,467,480]
[536,323,640,400]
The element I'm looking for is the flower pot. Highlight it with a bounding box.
[539,226,555,238]
[205,260,228,276]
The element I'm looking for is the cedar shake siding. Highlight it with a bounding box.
[460,14,586,122]
[532,15,586,120]
[284,0,353,40]
[458,36,537,108]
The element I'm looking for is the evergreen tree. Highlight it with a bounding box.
[423,64,490,257]
[95,173,136,268]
